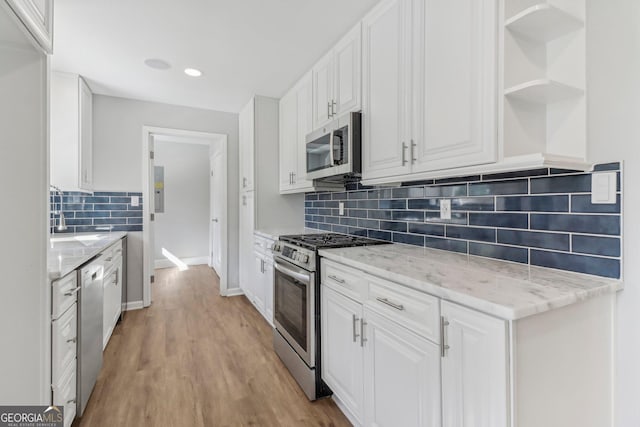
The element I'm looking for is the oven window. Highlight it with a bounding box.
[275,270,307,351]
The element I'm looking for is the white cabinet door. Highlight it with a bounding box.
[363,307,441,427]
[263,257,274,325]
[239,192,255,299]
[321,286,365,424]
[252,252,266,314]
[362,0,412,181]
[239,99,255,191]
[441,301,508,427]
[51,303,77,387]
[79,77,93,190]
[279,88,297,192]
[312,51,334,129]
[410,0,497,174]
[334,23,362,116]
[293,72,314,190]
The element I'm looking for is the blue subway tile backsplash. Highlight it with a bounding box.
[50,191,143,233]
[305,163,623,279]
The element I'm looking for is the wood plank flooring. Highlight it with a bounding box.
[75,265,350,427]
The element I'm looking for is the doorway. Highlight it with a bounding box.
[142,126,229,307]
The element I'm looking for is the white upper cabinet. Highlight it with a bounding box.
[362,0,498,184]
[312,22,362,130]
[279,72,343,194]
[51,72,94,192]
[441,301,508,427]
[5,0,53,53]
[361,0,412,181]
[239,98,255,191]
[411,0,497,174]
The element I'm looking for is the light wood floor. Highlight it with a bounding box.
[76,265,350,427]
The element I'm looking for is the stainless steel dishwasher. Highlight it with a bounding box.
[77,256,104,416]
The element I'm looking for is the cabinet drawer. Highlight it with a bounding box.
[53,360,77,427]
[103,239,123,266]
[52,272,78,319]
[52,302,77,386]
[321,259,366,302]
[366,277,440,343]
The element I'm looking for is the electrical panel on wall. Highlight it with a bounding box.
[154,166,165,213]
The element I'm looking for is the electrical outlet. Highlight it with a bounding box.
[591,172,617,204]
[131,196,139,207]
[440,199,451,220]
[338,202,345,216]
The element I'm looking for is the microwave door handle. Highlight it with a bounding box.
[329,130,335,166]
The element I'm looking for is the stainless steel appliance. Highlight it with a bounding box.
[306,112,361,181]
[77,257,104,416]
[272,233,388,400]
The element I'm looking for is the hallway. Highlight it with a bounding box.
[76,265,350,426]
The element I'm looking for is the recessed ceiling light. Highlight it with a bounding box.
[144,58,171,70]
[184,68,203,77]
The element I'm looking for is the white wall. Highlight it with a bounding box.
[92,95,241,299]
[586,1,640,425]
[154,140,210,262]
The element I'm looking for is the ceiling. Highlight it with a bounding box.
[52,0,379,113]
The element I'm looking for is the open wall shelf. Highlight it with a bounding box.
[505,3,583,42]
[504,79,584,104]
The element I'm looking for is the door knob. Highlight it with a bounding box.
[212,218,219,222]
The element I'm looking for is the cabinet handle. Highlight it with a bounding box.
[292,172,296,184]
[440,316,450,358]
[331,100,337,117]
[327,102,331,118]
[242,195,246,206]
[402,142,408,165]
[67,399,76,404]
[360,319,367,347]
[411,140,417,164]
[63,287,80,296]
[66,337,77,343]
[328,274,345,283]
[243,177,247,188]
[376,297,404,311]
[352,314,360,343]
[105,257,113,262]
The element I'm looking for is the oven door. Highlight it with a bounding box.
[273,256,316,368]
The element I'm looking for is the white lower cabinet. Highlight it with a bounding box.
[321,259,506,427]
[52,361,77,427]
[363,307,441,427]
[250,233,275,326]
[441,301,507,427]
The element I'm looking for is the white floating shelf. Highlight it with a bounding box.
[504,79,584,104]
[505,4,583,42]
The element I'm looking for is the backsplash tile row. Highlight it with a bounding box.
[50,191,143,233]
[305,164,623,279]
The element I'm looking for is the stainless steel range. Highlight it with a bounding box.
[271,233,388,400]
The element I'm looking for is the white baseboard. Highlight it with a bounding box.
[224,287,244,297]
[124,300,144,311]
[332,394,362,427]
[154,256,209,269]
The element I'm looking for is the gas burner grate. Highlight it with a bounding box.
[280,233,388,250]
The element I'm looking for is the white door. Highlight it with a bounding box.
[363,307,441,427]
[210,151,224,273]
[361,0,412,181]
[321,286,365,424]
[294,71,314,189]
[411,0,497,173]
[441,301,508,427]
[279,88,297,192]
[312,51,334,129]
[334,23,362,116]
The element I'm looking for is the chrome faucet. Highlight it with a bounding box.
[50,185,67,232]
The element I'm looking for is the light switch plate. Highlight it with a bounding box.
[591,172,617,204]
[131,195,140,207]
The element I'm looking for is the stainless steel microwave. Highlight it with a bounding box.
[305,112,361,181]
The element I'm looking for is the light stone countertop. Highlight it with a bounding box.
[48,232,127,280]
[254,227,325,241]
[318,244,623,320]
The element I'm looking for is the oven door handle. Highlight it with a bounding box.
[274,260,311,285]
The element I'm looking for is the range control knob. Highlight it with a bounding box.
[271,242,280,252]
[300,254,310,264]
